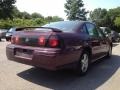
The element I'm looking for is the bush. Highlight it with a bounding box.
[0,18,47,29]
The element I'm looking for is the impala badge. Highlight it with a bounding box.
[25,38,29,42]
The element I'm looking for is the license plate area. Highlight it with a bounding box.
[15,48,33,59]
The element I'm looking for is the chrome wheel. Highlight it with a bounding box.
[81,53,89,73]
[76,51,90,76]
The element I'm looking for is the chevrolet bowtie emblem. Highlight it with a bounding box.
[25,38,29,42]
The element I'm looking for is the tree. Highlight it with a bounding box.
[20,12,31,19]
[107,7,120,29]
[90,8,107,21]
[51,16,64,22]
[45,16,53,22]
[89,8,108,26]
[45,16,64,22]
[31,12,44,19]
[64,0,88,20]
[114,17,120,27]
[114,17,120,32]
[89,7,120,32]
[12,6,21,18]
[0,0,16,19]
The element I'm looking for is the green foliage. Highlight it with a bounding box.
[52,16,64,22]
[12,6,21,18]
[33,18,47,26]
[90,7,120,32]
[64,0,88,20]
[0,20,13,28]
[20,12,32,19]
[0,16,64,29]
[45,16,64,22]
[108,7,120,19]
[0,0,16,19]
[114,17,120,32]
[31,13,44,19]
[0,5,64,29]
[114,17,120,27]
[90,8,107,21]
[89,8,109,27]
[107,7,120,29]
[0,0,64,29]
[0,19,46,29]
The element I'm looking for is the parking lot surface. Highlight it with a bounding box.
[0,41,120,90]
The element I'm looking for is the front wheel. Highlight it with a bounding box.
[76,51,90,76]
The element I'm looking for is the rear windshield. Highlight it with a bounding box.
[42,21,81,32]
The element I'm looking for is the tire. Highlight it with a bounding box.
[106,46,112,58]
[76,51,90,76]
[0,38,1,41]
[6,38,10,41]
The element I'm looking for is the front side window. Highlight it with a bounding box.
[98,28,106,38]
[81,24,88,33]
[86,23,99,37]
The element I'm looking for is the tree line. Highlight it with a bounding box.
[65,0,120,32]
[0,0,63,29]
[89,7,120,32]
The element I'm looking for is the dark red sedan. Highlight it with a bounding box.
[6,21,112,75]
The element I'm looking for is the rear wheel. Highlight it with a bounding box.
[76,51,90,76]
[0,38,1,41]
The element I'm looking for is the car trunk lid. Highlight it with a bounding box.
[11,27,62,47]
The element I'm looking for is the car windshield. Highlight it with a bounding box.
[42,21,81,32]
[8,28,15,33]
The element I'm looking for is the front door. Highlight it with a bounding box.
[86,23,101,61]
[98,28,109,56]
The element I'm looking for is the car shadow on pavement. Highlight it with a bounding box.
[0,40,5,42]
[18,55,120,90]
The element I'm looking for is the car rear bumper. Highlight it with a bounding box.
[6,44,82,70]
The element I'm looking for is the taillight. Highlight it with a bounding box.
[38,36,46,46]
[15,36,19,44]
[49,36,59,47]
[11,36,14,44]
[11,36,19,44]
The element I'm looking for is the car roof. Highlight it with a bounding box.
[54,21,93,24]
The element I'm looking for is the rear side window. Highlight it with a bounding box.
[86,23,99,37]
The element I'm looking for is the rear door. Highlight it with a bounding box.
[85,23,101,61]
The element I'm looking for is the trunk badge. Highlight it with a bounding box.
[25,38,29,42]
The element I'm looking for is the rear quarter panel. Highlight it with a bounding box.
[56,32,90,63]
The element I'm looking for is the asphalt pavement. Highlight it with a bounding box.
[0,41,120,90]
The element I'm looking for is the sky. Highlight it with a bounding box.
[16,0,120,19]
